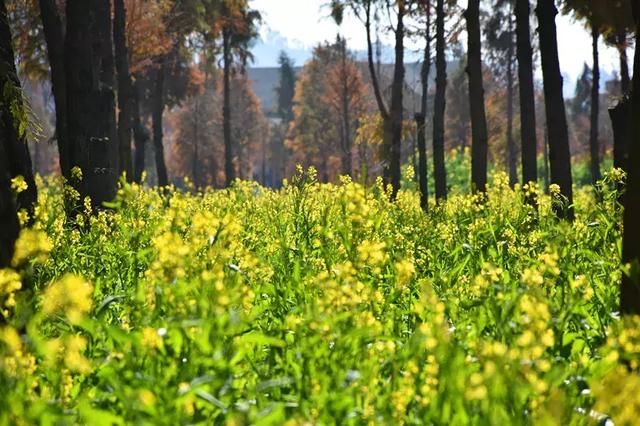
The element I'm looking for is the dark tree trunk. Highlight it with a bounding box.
[65,0,119,209]
[389,1,406,199]
[620,0,640,315]
[433,0,447,201]
[114,0,134,180]
[193,96,200,188]
[590,24,601,185]
[152,60,168,187]
[516,0,537,188]
[339,38,352,177]
[38,0,70,179]
[223,29,235,187]
[536,0,574,220]
[0,135,19,268]
[416,1,431,212]
[0,0,37,214]
[507,13,517,187]
[466,0,489,193]
[132,79,147,183]
[619,31,631,95]
[610,97,631,172]
[362,1,392,186]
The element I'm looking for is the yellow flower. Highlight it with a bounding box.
[139,389,156,407]
[64,335,92,374]
[10,176,28,194]
[395,259,416,289]
[141,327,163,350]
[12,229,53,267]
[41,275,93,324]
[0,269,21,317]
[71,166,83,182]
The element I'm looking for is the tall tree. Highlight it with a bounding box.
[37,0,69,179]
[114,0,135,180]
[415,0,432,211]
[486,0,518,187]
[218,1,261,187]
[332,0,405,198]
[620,0,640,315]
[65,0,119,207]
[432,0,448,201]
[151,58,168,186]
[273,51,296,187]
[536,0,573,220]
[1,0,37,214]
[515,0,537,190]
[589,24,601,184]
[466,0,489,193]
[0,134,18,268]
[388,0,406,198]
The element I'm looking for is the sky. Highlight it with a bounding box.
[249,0,627,92]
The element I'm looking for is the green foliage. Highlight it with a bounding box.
[0,168,635,424]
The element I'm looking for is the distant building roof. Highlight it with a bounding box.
[246,62,429,117]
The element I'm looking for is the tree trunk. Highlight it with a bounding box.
[223,29,235,187]
[620,0,640,315]
[507,12,517,187]
[466,0,489,193]
[132,79,147,183]
[433,0,447,202]
[0,0,37,214]
[193,96,199,188]
[362,1,392,186]
[114,0,134,180]
[65,0,119,209]
[152,60,168,187]
[516,0,537,188]
[389,1,405,199]
[340,37,352,178]
[0,133,19,268]
[610,97,631,172]
[416,1,431,212]
[590,24,601,185]
[619,31,631,95]
[38,0,70,179]
[536,0,574,220]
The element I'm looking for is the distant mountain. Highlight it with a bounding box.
[250,31,312,67]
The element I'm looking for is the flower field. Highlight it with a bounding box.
[0,167,636,425]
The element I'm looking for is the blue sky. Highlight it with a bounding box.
[249,0,626,91]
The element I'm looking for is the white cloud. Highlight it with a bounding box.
[250,0,628,85]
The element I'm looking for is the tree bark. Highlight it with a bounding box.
[340,37,352,177]
[114,0,134,180]
[362,1,392,187]
[223,29,235,187]
[507,12,517,188]
[1,0,37,214]
[152,60,168,187]
[132,79,147,183]
[536,0,574,220]
[618,31,631,95]
[433,0,447,201]
[38,0,70,179]
[388,1,405,199]
[65,0,119,209]
[416,1,431,211]
[590,24,601,185]
[0,132,19,268]
[516,0,537,188]
[620,0,640,315]
[466,0,489,193]
[610,97,631,172]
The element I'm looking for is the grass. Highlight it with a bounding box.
[0,162,636,425]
